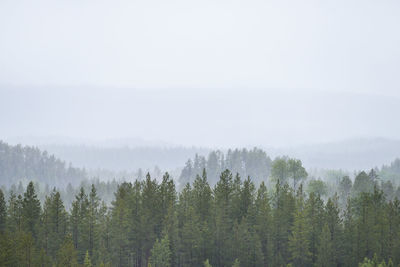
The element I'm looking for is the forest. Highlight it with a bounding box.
[1,142,400,266]
[1,165,400,266]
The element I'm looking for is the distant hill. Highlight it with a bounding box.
[0,141,86,187]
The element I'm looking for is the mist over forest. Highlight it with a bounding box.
[1,0,400,266]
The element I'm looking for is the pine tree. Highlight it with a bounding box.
[324,196,343,265]
[150,235,171,267]
[214,169,234,267]
[22,181,41,238]
[109,182,132,267]
[288,199,311,266]
[316,224,335,267]
[233,217,264,267]
[88,184,100,261]
[57,235,78,267]
[305,192,324,264]
[7,192,23,233]
[142,173,162,265]
[192,169,213,262]
[71,187,90,263]
[272,182,295,266]
[17,231,35,267]
[41,189,68,260]
[254,182,272,265]
[0,232,14,266]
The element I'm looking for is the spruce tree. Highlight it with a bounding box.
[150,235,171,267]
[288,200,311,266]
[214,169,234,267]
[22,181,41,238]
[305,192,324,264]
[41,189,68,260]
[89,184,100,261]
[316,224,335,267]
[57,235,78,267]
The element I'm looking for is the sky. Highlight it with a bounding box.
[0,0,399,147]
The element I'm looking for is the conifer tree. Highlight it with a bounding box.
[214,169,234,267]
[305,192,324,264]
[22,182,41,238]
[316,224,335,267]
[288,190,311,267]
[150,235,171,267]
[57,235,78,267]
[324,196,343,265]
[255,181,272,265]
[109,182,132,267]
[7,192,23,233]
[233,217,264,267]
[41,189,68,260]
[89,184,100,261]
[71,187,90,263]
[272,182,295,266]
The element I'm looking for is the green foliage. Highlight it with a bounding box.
[316,224,334,267]
[353,171,376,195]
[84,250,92,267]
[271,157,289,184]
[0,168,400,267]
[57,235,78,267]
[0,141,85,187]
[179,148,271,187]
[358,254,393,267]
[22,181,41,237]
[232,258,240,267]
[288,201,311,266]
[307,179,328,196]
[150,235,171,267]
[203,259,212,267]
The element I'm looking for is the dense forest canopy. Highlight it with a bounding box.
[1,141,400,266]
[0,168,399,267]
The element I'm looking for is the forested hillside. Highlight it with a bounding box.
[0,168,399,267]
[0,141,86,187]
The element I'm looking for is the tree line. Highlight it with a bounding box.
[0,141,86,188]
[179,148,271,187]
[0,168,399,267]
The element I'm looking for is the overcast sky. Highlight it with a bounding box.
[0,0,399,147]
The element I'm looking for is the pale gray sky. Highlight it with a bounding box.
[1,0,399,95]
[0,0,399,147]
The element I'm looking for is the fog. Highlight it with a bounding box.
[1,0,400,150]
[1,88,400,149]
